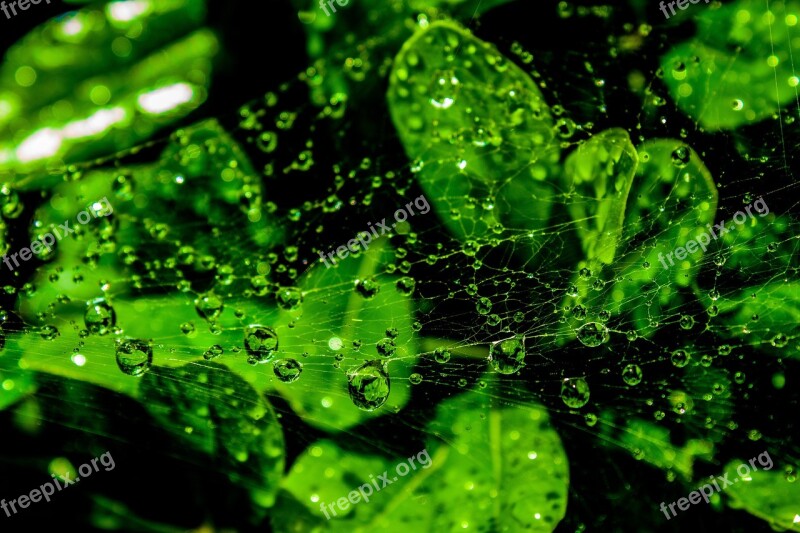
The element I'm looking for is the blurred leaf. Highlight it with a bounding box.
[706,281,800,359]
[140,361,285,515]
[725,454,800,531]
[0,0,217,177]
[660,0,800,130]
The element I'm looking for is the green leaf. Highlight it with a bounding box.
[267,239,420,432]
[559,139,717,339]
[139,361,285,513]
[599,414,714,481]
[563,128,638,265]
[660,0,800,130]
[2,118,281,394]
[0,0,218,177]
[704,282,800,359]
[387,20,558,244]
[724,455,800,531]
[0,334,36,411]
[281,379,569,531]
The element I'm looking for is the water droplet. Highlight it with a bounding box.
[429,70,460,109]
[115,339,153,376]
[576,322,609,347]
[203,344,223,360]
[40,325,59,340]
[489,336,526,374]
[376,338,397,357]
[679,315,695,330]
[561,378,590,408]
[244,325,279,364]
[195,292,224,321]
[256,131,278,153]
[396,277,416,296]
[433,348,451,363]
[671,145,691,167]
[355,277,380,299]
[276,287,303,310]
[476,297,492,315]
[347,360,390,411]
[671,349,690,367]
[409,372,423,385]
[84,297,115,335]
[771,333,789,348]
[622,364,643,385]
[273,358,302,383]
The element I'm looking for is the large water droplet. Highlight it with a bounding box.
[40,325,59,340]
[273,358,302,383]
[622,364,643,386]
[429,69,459,109]
[195,292,224,321]
[244,325,279,364]
[561,377,590,408]
[576,322,609,347]
[347,360,390,411]
[276,287,303,310]
[488,336,526,374]
[355,277,380,299]
[115,339,153,376]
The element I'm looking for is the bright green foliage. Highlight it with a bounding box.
[388,21,558,245]
[660,0,800,130]
[563,128,638,266]
[282,379,568,531]
[267,240,419,432]
[561,138,717,338]
[725,457,800,531]
[0,0,217,176]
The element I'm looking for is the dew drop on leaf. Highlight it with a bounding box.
[115,339,153,376]
[84,297,115,335]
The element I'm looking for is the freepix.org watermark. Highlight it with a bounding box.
[659,450,773,520]
[319,195,430,268]
[319,448,432,519]
[2,196,113,272]
[319,0,350,17]
[1,0,51,21]
[2,451,115,518]
[658,197,769,270]
[659,0,712,19]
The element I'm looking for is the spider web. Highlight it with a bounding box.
[1,0,799,532]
